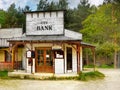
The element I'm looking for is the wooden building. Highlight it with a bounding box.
[0,10,95,74]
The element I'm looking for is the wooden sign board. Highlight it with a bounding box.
[26,11,64,35]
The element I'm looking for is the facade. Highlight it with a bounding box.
[0,28,23,70]
[0,10,95,74]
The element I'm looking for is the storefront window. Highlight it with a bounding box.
[46,50,53,66]
[37,50,44,66]
[5,51,11,62]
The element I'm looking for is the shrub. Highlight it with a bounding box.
[77,71,105,81]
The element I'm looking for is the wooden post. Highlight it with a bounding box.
[30,41,33,74]
[53,51,55,74]
[77,43,80,74]
[12,48,15,70]
[16,47,18,70]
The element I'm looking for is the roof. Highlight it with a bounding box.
[8,29,82,42]
[81,42,95,48]
[8,35,81,42]
[0,28,23,38]
[0,28,23,47]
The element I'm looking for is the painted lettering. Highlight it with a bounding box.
[37,25,52,31]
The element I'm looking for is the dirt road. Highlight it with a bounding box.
[0,69,120,90]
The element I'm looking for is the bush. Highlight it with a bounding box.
[77,71,105,81]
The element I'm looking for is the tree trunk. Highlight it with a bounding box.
[114,50,117,68]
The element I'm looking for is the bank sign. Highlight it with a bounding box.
[26,11,64,35]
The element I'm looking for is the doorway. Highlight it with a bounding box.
[67,47,72,70]
[35,48,53,73]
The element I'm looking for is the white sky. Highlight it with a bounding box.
[0,0,104,11]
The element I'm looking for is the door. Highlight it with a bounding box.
[35,48,53,73]
[67,47,72,70]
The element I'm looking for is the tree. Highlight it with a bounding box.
[65,0,91,32]
[80,4,120,67]
[6,3,18,27]
[46,1,58,10]
[0,10,6,28]
[57,0,69,10]
[24,5,31,12]
[103,0,120,68]
[103,0,120,4]
[37,0,49,11]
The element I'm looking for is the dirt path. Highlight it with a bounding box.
[0,69,120,90]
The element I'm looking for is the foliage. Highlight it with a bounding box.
[1,3,26,28]
[65,0,92,32]
[37,0,68,11]
[37,0,49,11]
[81,4,120,65]
[77,71,105,81]
[0,10,6,26]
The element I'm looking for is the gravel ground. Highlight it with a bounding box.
[0,69,120,90]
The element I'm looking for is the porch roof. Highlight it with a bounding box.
[8,29,82,42]
[8,35,81,42]
[81,42,95,48]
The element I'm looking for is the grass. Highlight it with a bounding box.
[77,71,105,81]
[84,64,114,69]
[99,64,114,68]
[0,70,9,79]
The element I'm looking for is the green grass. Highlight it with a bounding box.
[77,71,105,81]
[84,64,114,69]
[99,64,114,68]
[0,70,9,79]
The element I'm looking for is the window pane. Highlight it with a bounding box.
[37,50,44,66]
[46,50,53,66]
[37,50,43,54]
[5,51,11,62]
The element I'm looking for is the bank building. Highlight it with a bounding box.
[0,10,95,75]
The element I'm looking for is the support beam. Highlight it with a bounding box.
[12,48,15,69]
[77,44,80,73]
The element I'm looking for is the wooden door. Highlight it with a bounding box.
[35,48,53,73]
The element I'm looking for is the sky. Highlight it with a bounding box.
[0,0,104,11]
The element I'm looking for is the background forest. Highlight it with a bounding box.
[0,0,120,68]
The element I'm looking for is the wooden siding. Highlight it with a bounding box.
[0,51,5,62]
[26,11,64,35]
[0,62,12,71]
[0,38,10,47]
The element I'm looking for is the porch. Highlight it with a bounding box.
[8,70,78,79]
